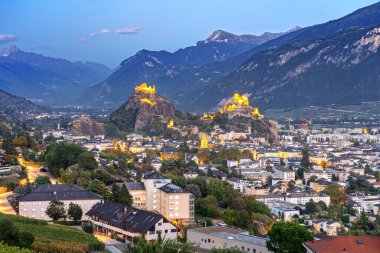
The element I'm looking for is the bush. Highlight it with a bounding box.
[18,232,34,249]
[32,241,90,253]
[82,221,94,234]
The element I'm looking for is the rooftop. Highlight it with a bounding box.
[18,184,103,202]
[304,236,380,253]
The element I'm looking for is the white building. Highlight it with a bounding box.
[18,184,103,220]
[273,166,295,182]
[187,226,272,253]
[285,192,330,206]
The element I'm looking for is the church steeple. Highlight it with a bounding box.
[199,132,208,149]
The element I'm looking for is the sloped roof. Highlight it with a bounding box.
[304,236,380,253]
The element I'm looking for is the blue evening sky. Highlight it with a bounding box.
[0,0,378,68]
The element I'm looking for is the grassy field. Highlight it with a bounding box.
[0,212,104,253]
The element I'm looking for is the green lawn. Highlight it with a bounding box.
[0,212,104,253]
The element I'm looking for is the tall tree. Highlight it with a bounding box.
[266,222,313,253]
[87,179,111,199]
[300,146,310,168]
[46,200,66,221]
[67,202,83,222]
[111,184,133,206]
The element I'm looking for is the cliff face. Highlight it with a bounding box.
[110,84,176,132]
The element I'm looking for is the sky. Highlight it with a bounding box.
[0,0,379,68]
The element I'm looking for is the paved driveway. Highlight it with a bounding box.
[0,192,16,214]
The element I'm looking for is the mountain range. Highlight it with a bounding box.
[0,46,111,105]
[77,1,380,113]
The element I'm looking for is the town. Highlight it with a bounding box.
[2,1,380,253]
[0,83,379,253]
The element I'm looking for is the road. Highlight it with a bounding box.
[0,192,16,214]
[17,156,58,184]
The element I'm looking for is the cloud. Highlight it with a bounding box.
[115,27,140,35]
[77,37,88,43]
[90,28,111,36]
[0,33,17,43]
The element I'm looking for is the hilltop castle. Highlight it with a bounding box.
[135,83,156,94]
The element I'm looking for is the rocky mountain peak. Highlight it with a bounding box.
[1,45,22,57]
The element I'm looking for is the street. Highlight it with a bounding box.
[17,156,58,184]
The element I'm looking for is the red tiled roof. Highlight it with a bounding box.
[304,236,380,253]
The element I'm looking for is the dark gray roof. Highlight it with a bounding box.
[18,184,103,202]
[125,182,145,191]
[159,183,187,194]
[143,171,168,180]
[86,201,165,233]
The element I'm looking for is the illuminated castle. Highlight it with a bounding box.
[167,119,174,128]
[234,93,249,106]
[201,113,215,120]
[219,92,264,119]
[135,83,156,94]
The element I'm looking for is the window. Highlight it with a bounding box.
[164,230,168,233]
[171,229,177,233]
[208,239,210,243]
[158,222,162,226]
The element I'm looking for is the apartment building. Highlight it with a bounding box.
[304,170,332,184]
[273,166,295,182]
[18,184,102,220]
[285,192,330,206]
[127,172,195,224]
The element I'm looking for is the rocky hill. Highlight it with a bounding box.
[110,83,176,132]
[0,46,111,105]
[70,116,106,136]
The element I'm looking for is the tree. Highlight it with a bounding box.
[46,200,66,221]
[111,184,133,206]
[308,175,318,185]
[305,200,318,214]
[296,167,304,180]
[34,176,51,185]
[87,179,111,199]
[196,195,221,218]
[266,222,313,253]
[67,202,83,222]
[323,184,348,206]
[185,184,202,198]
[77,152,98,170]
[44,142,84,176]
[300,146,310,168]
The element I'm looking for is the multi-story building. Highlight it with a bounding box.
[267,201,300,221]
[128,172,195,224]
[304,236,380,253]
[304,170,332,183]
[86,201,177,242]
[187,226,272,253]
[157,183,195,224]
[125,182,146,209]
[18,184,102,220]
[285,192,330,206]
[273,166,295,182]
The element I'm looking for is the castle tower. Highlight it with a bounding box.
[199,133,209,149]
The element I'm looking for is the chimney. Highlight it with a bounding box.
[124,207,128,214]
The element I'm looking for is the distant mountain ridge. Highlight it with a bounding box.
[77,1,380,113]
[76,27,298,107]
[0,46,112,105]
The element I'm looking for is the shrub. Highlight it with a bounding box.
[0,243,35,253]
[82,221,94,234]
